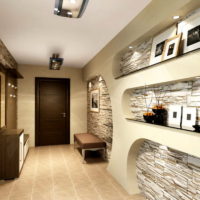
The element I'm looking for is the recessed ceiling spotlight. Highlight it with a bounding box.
[173,16,180,20]
[129,46,133,49]
[88,82,92,88]
[99,76,103,82]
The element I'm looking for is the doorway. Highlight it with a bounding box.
[35,78,70,146]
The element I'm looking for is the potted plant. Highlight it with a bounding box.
[142,85,155,123]
[152,87,168,125]
[143,112,155,123]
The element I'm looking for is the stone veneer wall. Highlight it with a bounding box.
[0,39,17,69]
[130,79,200,125]
[87,76,113,159]
[119,38,152,76]
[136,140,200,200]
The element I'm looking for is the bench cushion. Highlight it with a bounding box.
[74,133,106,149]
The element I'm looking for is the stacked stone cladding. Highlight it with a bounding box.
[119,38,152,76]
[0,39,17,69]
[87,76,113,159]
[137,140,200,200]
[130,79,200,125]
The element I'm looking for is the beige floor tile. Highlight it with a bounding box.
[0,195,9,200]
[54,189,77,199]
[9,194,32,200]
[0,145,145,200]
[32,191,54,200]
[0,180,14,196]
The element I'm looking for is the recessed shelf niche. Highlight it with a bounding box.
[122,76,200,133]
[112,4,200,79]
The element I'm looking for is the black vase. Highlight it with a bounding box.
[193,125,200,133]
[152,109,167,125]
[143,115,155,123]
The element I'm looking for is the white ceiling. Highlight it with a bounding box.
[0,0,151,68]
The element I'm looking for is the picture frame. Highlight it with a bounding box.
[168,105,182,128]
[90,89,100,112]
[149,25,177,65]
[182,107,196,131]
[162,34,182,61]
[178,8,200,53]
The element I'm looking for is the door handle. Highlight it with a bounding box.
[61,113,66,118]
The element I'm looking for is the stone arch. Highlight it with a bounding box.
[87,75,113,159]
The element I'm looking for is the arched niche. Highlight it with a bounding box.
[87,75,113,159]
[126,138,145,194]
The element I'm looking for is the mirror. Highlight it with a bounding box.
[0,72,5,127]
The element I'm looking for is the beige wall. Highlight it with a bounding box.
[17,65,87,147]
[83,0,200,195]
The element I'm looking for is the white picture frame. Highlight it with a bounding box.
[182,107,196,131]
[168,105,182,128]
[178,8,200,54]
[90,89,100,112]
[149,25,177,65]
[162,34,182,61]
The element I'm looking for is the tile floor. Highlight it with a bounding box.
[0,145,145,200]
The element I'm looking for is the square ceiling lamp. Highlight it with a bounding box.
[54,0,89,18]
[49,54,64,70]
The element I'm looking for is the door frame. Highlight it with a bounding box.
[35,77,70,146]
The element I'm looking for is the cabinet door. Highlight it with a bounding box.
[19,133,24,172]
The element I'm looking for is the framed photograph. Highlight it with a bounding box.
[178,8,200,53]
[149,25,177,65]
[168,105,182,128]
[162,34,182,61]
[187,25,200,46]
[182,107,196,131]
[90,89,100,112]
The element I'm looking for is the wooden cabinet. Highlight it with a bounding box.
[0,128,24,180]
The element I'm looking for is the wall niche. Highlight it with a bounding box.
[87,76,113,159]
[137,139,200,200]
[123,76,200,133]
[113,8,200,79]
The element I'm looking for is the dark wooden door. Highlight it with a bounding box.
[35,78,70,146]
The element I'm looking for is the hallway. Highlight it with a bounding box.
[0,145,144,200]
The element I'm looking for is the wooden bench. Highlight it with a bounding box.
[74,133,106,162]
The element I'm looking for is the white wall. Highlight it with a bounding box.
[17,65,87,147]
[83,0,200,195]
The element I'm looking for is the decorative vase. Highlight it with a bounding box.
[152,108,167,125]
[143,114,155,123]
[193,125,200,133]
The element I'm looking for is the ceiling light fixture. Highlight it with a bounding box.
[173,16,180,20]
[129,46,133,49]
[54,0,89,18]
[49,54,64,70]
[69,0,76,4]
